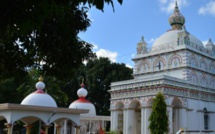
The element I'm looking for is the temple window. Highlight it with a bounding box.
[172,57,180,68]
[200,61,206,70]
[209,65,215,73]
[191,75,197,84]
[155,61,163,71]
[141,63,149,73]
[190,58,196,67]
[201,78,207,86]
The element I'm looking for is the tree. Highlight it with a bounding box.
[85,57,133,115]
[0,0,123,81]
[148,92,169,134]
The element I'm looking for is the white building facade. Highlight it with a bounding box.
[109,2,215,134]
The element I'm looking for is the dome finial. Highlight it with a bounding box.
[141,36,144,41]
[36,76,45,91]
[168,0,185,30]
[80,78,85,88]
[175,0,178,8]
[38,76,43,82]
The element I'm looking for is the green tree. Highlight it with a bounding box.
[148,92,169,134]
[85,57,133,115]
[0,0,123,81]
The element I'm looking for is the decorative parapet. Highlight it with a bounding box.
[133,41,214,61]
[109,75,215,102]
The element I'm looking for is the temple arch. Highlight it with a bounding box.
[200,58,207,70]
[153,57,166,71]
[137,60,150,73]
[168,54,182,68]
[171,97,184,133]
[189,54,198,67]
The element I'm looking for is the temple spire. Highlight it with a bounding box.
[168,0,185,30]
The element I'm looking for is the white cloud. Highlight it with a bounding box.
[158,0,189,13]
[199,1,215,16]
[93,44,99,51]
[96,49,118,62]
[126,64,133,69]
[159,0,168,4]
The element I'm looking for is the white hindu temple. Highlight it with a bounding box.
[109,2,215,134]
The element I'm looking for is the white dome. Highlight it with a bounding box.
[21,79,57,107]
[69,84,96,116]
[69,100,96,116]
[21,92,57,107]
[152,30,204,51]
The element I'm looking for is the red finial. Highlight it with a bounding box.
[80,83,85,88]
[80,78,85,87]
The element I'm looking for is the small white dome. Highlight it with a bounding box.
[152,30,204,51]
[21,93,57,107]
[69,83,96,116]
[21,78,57,107]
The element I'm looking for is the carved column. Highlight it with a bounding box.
[179,107,187,130]
[24,124,32,134]
[55,125,61,134]
[167,106,173,134]
[5,123,12,134]
[63,120,67,134]
[124,109,134,134]
[43,125,51,134]
[75,126,81,134]
[111,109,121,131]
[141,106,151,134]
[123,109,127,134]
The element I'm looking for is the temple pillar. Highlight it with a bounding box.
[43,125,51,134]
[75,126,81,134]
[55,125,61,134]
[167,106,173,134]
[141,107,145,134]
[5,123,12,134]
[24,124,32,134]
[123,109,127,134]
[63,120,67,134]
[111,109,121,131]
[179,107,187,130]
[125,109,134,134]
[110,110,116,130]
[141,106,151,134]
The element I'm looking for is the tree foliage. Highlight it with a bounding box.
[0,57,132,116]
[0,0,123,81]
[85,57,133,115]
[148,92,169,134]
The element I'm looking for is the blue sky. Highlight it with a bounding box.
[79,0,215,68]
